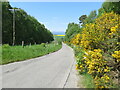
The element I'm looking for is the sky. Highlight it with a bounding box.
[9,2,103,34]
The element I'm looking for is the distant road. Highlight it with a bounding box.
[2,43,75,88]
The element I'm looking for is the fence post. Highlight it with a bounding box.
[22,41,24,48]
[29,43,31,47]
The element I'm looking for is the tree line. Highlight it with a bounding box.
[2,1,54,45]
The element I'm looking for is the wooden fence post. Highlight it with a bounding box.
[30,43,31,47]
[22,41,24,48]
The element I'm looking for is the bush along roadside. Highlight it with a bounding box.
[65,12,120,89]
[1,42,62,65]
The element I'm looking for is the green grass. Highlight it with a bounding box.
[0,46,2,64]
[82,73,95,88]
[1,43,62,65]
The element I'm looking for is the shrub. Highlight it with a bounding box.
[2,44,10,48]
[71,12,120,88]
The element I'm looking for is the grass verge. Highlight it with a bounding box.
[1,43,62,65]
[82,73,95,88]
[0,46,1,64]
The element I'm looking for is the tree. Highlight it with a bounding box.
[2,2,13,45]
[97,8,105,17]
[65,23,81,42]
[2,1,54,45]
[102,1,120,14]
[84,10,97,24]
[79,15,87,24]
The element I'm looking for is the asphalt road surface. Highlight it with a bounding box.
[1,43,75,88]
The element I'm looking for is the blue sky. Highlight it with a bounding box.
[10,2,103,34]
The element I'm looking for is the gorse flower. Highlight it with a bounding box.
[76,64,79,70]
[112,50,120,62]
[69,12,119,88]
[111,27,116,32]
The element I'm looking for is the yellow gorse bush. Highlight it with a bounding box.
[83,49,111,88]
[112,50,120,62]
[70,34,81,45]
[109,25,119,37]
[70,12,119,88]
[71,12,119,50]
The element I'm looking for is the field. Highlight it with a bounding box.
[1,43,62,65]
[54,35,65,39]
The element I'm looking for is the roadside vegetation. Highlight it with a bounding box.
[54,35,64,45]
[1,42,62,65]
[64,1,120,89]
[0,46,2,64]
[1,1,63,65]
[82,73,95,88]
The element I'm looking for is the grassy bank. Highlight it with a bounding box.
[82,73,95,88]
[1,43,62,65]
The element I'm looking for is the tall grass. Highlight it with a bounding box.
[1,43,62,65]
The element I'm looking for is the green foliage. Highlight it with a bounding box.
[83,10,97,25]
[102,1,120,14]
[97,8,105,17]
[79,15,87,24]
[54,36,63,45]
[2,2,54,45]
[82,73,95,88]
[1,43,62,65]
[2,2,13,45]
[65,0,120,88]
[2,44,10,48]
[64,23,81,42]
[97,1,120,17]
[54,36,64,43]
[56,38,62,45]
[40,43,46,47]
[0,45,1,64]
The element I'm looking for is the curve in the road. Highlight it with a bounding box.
[2,43,75,88]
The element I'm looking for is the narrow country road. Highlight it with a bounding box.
[1,43,76,88]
